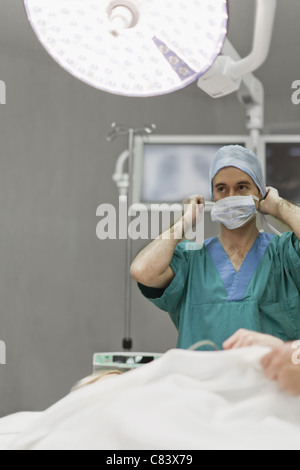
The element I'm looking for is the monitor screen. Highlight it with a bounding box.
[262,139,300,205]
[133,136,251,207]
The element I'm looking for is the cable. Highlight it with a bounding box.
[188,341,220,351]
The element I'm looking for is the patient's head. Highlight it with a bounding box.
[71,370,123,392]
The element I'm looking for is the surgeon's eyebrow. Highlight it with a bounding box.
[214,180,252,188]
[235,180,252,186]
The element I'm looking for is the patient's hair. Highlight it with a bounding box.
[71,370,124,392]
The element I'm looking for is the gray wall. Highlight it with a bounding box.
[0,4,299,416]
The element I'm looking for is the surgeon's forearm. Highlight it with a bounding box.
[273,199,300,239]
[130,216,184,287]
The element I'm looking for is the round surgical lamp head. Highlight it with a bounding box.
[24,0,228,97]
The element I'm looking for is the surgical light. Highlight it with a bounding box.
[24,0,228,97]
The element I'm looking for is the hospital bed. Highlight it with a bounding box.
[1,347,300,450]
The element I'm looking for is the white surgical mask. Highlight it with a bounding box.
[211,195,259,230]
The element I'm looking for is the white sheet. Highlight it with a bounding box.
[4,347,300,450]
[0,412,42,450]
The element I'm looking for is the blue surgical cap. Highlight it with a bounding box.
[209,145,266,200]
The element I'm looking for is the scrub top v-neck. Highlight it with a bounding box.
[204,233,273,302]
[138,232,300,349]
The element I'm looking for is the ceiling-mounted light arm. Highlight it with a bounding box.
[229,0,277,80]
[222,39,266,152]
[198,0,277,99]
[197,0,277,152]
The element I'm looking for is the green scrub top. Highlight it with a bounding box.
[138,232,300,350]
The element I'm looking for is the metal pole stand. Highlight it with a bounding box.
[107,123,156,351]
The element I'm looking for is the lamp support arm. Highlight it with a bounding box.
[229,0,277,80]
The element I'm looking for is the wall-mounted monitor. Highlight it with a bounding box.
[132,135,252,210]
[258,135,300,205]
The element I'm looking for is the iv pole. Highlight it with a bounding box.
[107,123,156,351]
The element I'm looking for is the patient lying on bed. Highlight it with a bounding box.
[4,331,300,451]
[72,330,300,397]
[8,343,300,451]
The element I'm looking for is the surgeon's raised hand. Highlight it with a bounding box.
[223,329,284,350]
[259,187,283,217]
[182,195,205,231]
[261,342,300,396]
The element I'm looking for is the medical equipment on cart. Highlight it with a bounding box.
[93,352,161,373]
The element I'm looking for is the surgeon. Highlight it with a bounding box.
[130,145,300,350]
